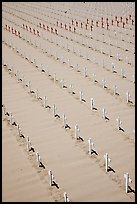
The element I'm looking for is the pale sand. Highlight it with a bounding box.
[2,2,135,202]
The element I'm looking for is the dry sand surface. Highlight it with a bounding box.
[2,2,135,202]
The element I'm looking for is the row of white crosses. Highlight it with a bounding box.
[88,136,133,193]
[3,108,71,198]
[48,170,70,201]
[5,110,71,199]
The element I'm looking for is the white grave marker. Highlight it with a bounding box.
[48,170,54,186]
[63,113,67,128]
[28,81,31,92]
[84,67,87,77]
[75,124,80,140]
[126,91,131,103]
[102,78,106,88]
[113,84,118,95]
[60,79,64,89]
[116,116,122,130]
[93,73,96,83]
[79,91,83,102]
[54,73,56,83]
[88,138,95,154]
[64,192,70,202]
[111,63,115,73]
[69,83,73,94]
[103,153,111,173]
[27,136,31,151]
[17,124,21,137]
[121,68,125,78]
[43,96,47,108]
[76,63,79,72]
[53,104,57,117]
[36,88,39,99]
[102,107,107,119]
[9,112,13,125]
[124,172,132,193]
[90,98,94,110]
[132,73,135,83]
[36,152,40,167]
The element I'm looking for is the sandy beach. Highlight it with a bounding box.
[2,2,135,202]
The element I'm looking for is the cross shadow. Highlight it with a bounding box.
[72,91,75,95]
[77,136,84,141]
[107,166,115,173]
[39,161,46,169]
[51,181,59,189]
[38,97,42,100]
[128,100,133,104]
[55,114,60,119]
[20,133,25,138]
[29,146,35,152]
[63,85,67,89]
[94,79,98,83]
[64,124,71,129]
[128,186,135,194]
[5,112,9,116]
[12,121,18,126]
[30,90,35,94]
[45,105,51,109]
[119,127,125,132]
[113,70,117,73]
[91,149,98,155]
[82,98,86,102]
[105,116,109,121]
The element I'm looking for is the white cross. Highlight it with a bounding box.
[9,112,13,125]
[75,124,80,139]
[126,91,131,103]
[36,152,41,166]
[43,96,47,108]
[113,84,117,95]
[53,104,57,117]
[27,136,31,151]
[17,124,21,137]
[84,67,87,77]
[121,68,125,78]
[28,81,31,92]
[76,63,79,72]
[88,138,95,154]
[60,79,64,89]
[69,83,73,94]
[124,172,132,193]
[116,116,122,130]
[132,73,135,83]
[93,73,96,83]
[102,107,107,119]
[36,88,39,99]
[64,192,70,202]
[103,153,111,173]
[111,63,115,73]
[79,91,83,102]
[54,73,56,83]
[102,78,106,88]
[48,170,54,186]
[90,98,94,110]
[63,113,67,128]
